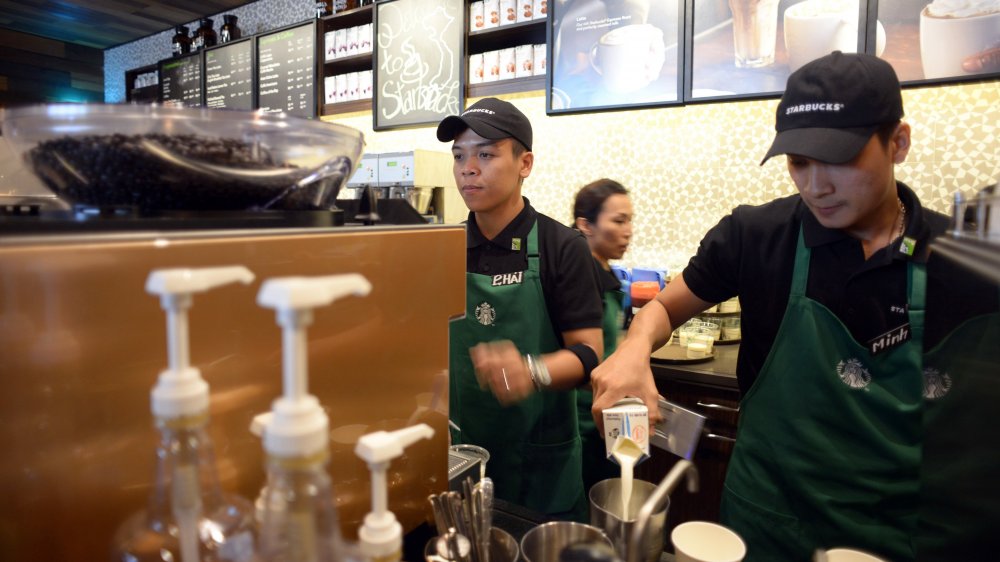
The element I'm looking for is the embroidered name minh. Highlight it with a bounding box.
[785,102,844,115]
[463,108,496,116]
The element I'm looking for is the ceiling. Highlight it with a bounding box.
[0,0,252,50]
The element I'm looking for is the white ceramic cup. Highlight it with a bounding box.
[919,5,1000,79]
[784,0,886,73]
[589,23,666,93]
[671,521,746,562]
[820,547,887,562]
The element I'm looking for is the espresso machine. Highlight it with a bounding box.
[346,150,462,224]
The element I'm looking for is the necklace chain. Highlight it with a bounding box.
[896,197,906,240]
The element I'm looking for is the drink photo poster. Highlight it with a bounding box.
[548,0,683,114]
[877,0,1000,84]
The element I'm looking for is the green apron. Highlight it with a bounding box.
[578,285,625,492]
[720,229,924,561]
[449,223,584,516]
[917,296,1000,560]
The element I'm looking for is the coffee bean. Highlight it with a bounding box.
[26,133,349,213]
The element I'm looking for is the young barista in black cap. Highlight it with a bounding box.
[591,52,958,560]
[437,97,608,518]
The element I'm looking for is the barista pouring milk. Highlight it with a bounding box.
[592,52,962,561]
[437,98,613,519]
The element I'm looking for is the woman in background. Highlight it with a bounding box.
[573,178,634,491]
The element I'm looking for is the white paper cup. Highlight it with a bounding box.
[671,521,746,562]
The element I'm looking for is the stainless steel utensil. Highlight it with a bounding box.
[651,398,706,460]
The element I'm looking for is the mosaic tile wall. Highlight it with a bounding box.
[328,80,999,274]
[104,0,313,103]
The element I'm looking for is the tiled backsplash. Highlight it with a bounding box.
[327,81,999,273]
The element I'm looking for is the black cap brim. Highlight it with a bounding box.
[436,114,531,150]
[436,115,509,143]
[760,125,877,165]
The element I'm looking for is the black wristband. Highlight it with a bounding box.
[567,342,599,385]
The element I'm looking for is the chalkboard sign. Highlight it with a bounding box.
[374,0,463,130]
[159,52,203,108]
[205,38,254,110]
[256,20,317,119]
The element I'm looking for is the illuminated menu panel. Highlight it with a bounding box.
[205,40,253,110]
[159,53,203,108]
[257,22,315,118]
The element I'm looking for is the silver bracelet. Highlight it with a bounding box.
[525,354,551,391]
[524,354,540,391]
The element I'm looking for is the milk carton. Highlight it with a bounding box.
[602,397,650,464]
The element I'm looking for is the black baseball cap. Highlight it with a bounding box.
[436,97,533,151]
[761,51,904,165]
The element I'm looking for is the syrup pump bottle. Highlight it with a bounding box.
[254,274,372,562]
[113,266,258,562]
[355,424,434,562]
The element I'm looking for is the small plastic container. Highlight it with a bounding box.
[686,342,709,359]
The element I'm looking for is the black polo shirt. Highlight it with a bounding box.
[683,182,996,395]
[596,262,621,296]
[465,198,604,342]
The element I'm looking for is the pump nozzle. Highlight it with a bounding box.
[256,273,371,459]
[146,266,255,419]
[356,424,435,562]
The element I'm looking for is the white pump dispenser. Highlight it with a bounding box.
[355,424,435,562]
[113,266,257,562]
[147,266,256,418]
[254,273,372,562]
[256,274,372,458]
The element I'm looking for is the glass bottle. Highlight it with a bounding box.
[111,417,258,562]
[256,454,345,562]
[220,15,241,43]
[172,25,191,56]
[192,18,217,51]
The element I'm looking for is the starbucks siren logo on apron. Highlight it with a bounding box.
[836,357,872,389]
[475,302,496,326]
[922,367,952,400]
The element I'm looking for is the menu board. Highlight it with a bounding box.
[256,21,316,118]
[159,53,203,107]
[205,39,254,110]
[549,0,682,114]
[374,0,463,130]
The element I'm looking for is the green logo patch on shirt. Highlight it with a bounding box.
[899,236,916,256]
[511,238,521,251]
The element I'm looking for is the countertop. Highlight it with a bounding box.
[650,342,739,390]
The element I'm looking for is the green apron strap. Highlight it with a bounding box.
[790,229,809,297]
